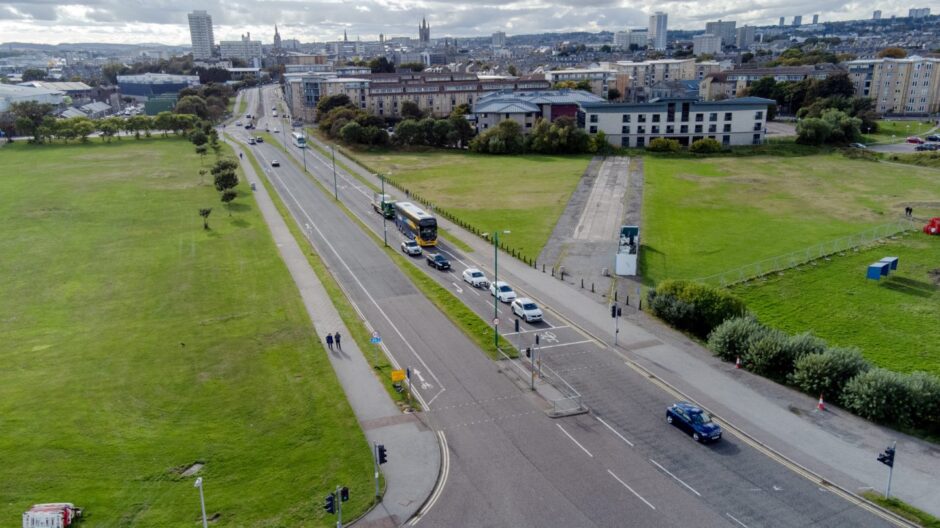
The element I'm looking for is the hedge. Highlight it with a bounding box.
[707,316,769,362]
[648,280,747,338]
[790,347,871,404]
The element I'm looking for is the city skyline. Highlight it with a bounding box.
[0,0,931,46]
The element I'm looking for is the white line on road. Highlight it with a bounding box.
[607,469,656,510]
[726,512,750,528]
[409,430,450,526]
[503,325,570,336]
[451,282,463,294]
[649,459,701,497]
[595,416,634,447]
[556,423,593,458]
[537,339,594,350]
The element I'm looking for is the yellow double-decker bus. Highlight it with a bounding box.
[394,202,437,246]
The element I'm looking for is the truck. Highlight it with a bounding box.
[372,193,396,219]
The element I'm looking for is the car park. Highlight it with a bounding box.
[906,136,924,144]
[426,253,451,270]
[462,268,488,288]
[666,402,722,443]
[489,281,517,303]
[271,160,280,167]
[511,298,543,323]
[401,239,422,256]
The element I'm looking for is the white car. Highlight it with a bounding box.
[273,128,279,133]
[489,281,517,303]
[511,298,543,323]
[271,160,280,167]
[462,268,488,288]
[401,239,422,256]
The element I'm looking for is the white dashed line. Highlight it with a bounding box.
[607,469,656,510]
[556,424,593,458]
[649,459,701,497]
[596,416,634,447]
[726,512,750,528]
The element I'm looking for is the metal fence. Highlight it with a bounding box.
[694,219,918,287]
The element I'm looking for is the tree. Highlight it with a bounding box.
[877,47,907,59]
[316,94,353,120]
[21,68,47,82]
[607,88,621,101]
[195,144,209,164]
[741,52,754,63]
[154,111,175,136]
[175,95,209,119]
[66,117,96,142]
[399,62,425,72]
[369,57,395,74]
[393,119,424,146]
[448,115,474,147]
[600,45,612,53]
[199,208,212,230]
[400,100,424,121]
[647,138,681,152]
[450,103,471,118]
[101,63,128,84]
[553,80,578,90]
[340,121,365,144]
[429,119,454,147]
[190,130,208,146]
[212,158,239,192]
[221,189,237,215]
[469,120,525,154]
[10,101,55,141]
[795,117,833,145]
[507,65,518,76]
[575,80,592,91]
[690,137,722,153]
[746,77,778,99]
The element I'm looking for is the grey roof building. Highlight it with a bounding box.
[473,89,606,133]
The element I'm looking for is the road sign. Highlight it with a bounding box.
[370,336,382,344]
[391,369,405,382]
[493,318,499,325]
[372,331,380,339]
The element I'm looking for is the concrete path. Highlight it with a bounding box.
[226,122,439,527]
[307,132,940,518]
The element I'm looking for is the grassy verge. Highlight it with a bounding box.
[1,138,372,526]
[862,120,935,144]
[861,491,940,528]
[230,133,414,408]
[882,151,940,170]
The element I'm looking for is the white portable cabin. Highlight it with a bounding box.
[615,225,639,276]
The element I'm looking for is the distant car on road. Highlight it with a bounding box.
[927,135,940,142]
[489,281,517,303]
[255,136,264,143]
[235,121,242,126]
[511,298,543,323]
[401,239,422,256]
[462,268,488,288]
[426,253,451,270]
[271,160,280,167]
[666,402,722,443]
[906,136,924,144]
[248,137,256,145]
[273,128,279,133]
[848,142,867,149]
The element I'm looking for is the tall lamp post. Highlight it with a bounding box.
[488,230,511,349]
[194,477,208,528]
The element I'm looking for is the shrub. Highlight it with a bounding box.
[649,280,747,338]
[690,138,722,154]
[707,315,768,362]
[786,332,827,358]
[648,291,696,331]
[742,329,793,381]
[647,137,681,153]
[906,372,940,434]
[842,369,914,428]
[790,347,871,402]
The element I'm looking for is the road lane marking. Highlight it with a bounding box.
[726,512,749,527]
[649,458,701,497]
[409,430,450,526]
[595,416,634,447]
[503,325,570,336]
[451,282,463,294]
[556,424,593,458]
[607,469,655,510]
[537,339,594,350]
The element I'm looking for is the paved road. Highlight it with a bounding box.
[238,87,739,527]
[262,87,923,526]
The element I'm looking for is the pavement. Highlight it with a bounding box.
[226,90,439,527]
[299,107,938,521]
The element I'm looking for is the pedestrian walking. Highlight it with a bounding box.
[326,333,334,351]
[334,332,342,350]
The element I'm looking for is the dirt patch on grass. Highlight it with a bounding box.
[929,269,940,286]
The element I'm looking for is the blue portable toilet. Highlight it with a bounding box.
[879,256,899,271]
[867,263,888,280]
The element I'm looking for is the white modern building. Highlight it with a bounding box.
[693,34,722,56]
[188,10,215,61]
[220,33,263,66]
[648,12,668,51]
[614,29,648,50]
[581,97,774,148]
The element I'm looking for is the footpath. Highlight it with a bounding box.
[226,129,440,527]
[306,132,940,518]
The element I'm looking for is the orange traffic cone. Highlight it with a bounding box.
[735,357,741,369]
[817,394,825,411]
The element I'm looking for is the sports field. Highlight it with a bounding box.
[640,154,940,285]
[0,139,372,526]
[732,234,940,375]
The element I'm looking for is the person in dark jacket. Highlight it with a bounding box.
[334,332,342,350]
[326,333,333,351]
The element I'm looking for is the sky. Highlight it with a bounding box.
[0,0,920,46]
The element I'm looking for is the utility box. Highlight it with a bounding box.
[615,225,639,276]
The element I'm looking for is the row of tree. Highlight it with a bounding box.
[469,118,611,155]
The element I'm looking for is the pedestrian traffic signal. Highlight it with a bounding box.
[611,304,622,318]
[877,446,895,467]
[377,444,388,465]
[324,493,336,514]
[526,347,531,358]
[340,487,349,502]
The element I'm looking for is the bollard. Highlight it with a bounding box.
[638,298,642,311]
[551,267,555,277]
[626,295,629,306]
[592,282,595,293]
[542,264,545,273]
[614,291,618,302]
[581,278,584,289]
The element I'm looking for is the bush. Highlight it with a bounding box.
[842,369,914,428]
[906,372,940,434]
[648,280,747,338]
[690,138,722,154]
[707,315,768,362]
[741,329,793,381]
[790,347,871,402]
[647,137,681,153]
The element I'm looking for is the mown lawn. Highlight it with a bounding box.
[0,139,372,526]
[640,154,940,285]
[732,234,940,376]
[340,148,592,261]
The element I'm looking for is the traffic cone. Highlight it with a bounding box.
[735,357,741,369]
[817,394,825,411]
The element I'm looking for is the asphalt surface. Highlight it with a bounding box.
[239,86,900,527]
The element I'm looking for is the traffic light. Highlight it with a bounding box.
[377,444,388,465]
[611,304,622,318]
[324,493,336,514]
[535,334,540,346]
[515,319,520,333]
[526,347,531,358]
[340,487,349,502]
[877,446,895,467]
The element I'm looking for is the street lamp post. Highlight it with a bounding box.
[194,478,208,528]
[331,145,338,200]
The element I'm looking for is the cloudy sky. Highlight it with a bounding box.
[0,0,916,45]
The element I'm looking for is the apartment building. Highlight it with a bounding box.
[607,58,723,101]
[613,29,648,50]
[472,89,605,133]
[693,34,722,56]
[846,56,940,114]
[648,12,668,51]
[699,64,842,100]
[543,68,617,98]
[705,20,736,47]
[581,97,773,148]
[188,10,214,61]
[220,33,263,66]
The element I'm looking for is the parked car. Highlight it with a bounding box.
[426,253,451,270]
[462,268,488,288]
[666,402,722,443]
[511,298,543,323]
[489,281,517,303]
[848,142,867,149]
[271,160,280,167]
[926,135,940,142]
[915,144,931,151]
[401,239,422,256]
[906,136,925,144]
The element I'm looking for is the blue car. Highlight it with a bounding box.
[666,402,722,443]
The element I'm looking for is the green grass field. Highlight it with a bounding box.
[732,234,940,375]
[0,139,372,526]
[335,149,591,260]
[640,154,940,285]
[862,120,936,144]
